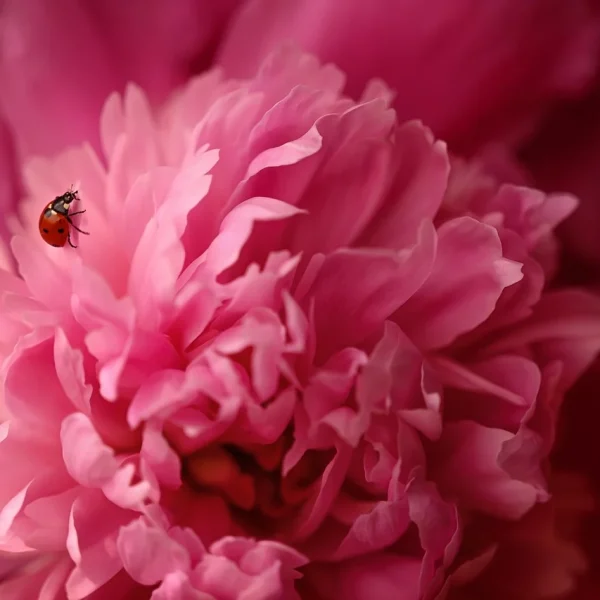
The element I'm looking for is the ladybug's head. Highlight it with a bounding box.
[56,189,79,206]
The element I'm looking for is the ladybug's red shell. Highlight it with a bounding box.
[39,204,70,247]
[38,190,89,249]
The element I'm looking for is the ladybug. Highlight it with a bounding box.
[39,188,89,248]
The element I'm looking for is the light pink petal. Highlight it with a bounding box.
[119,165,175,247]
[3,330,74,435]
[141,423,182,489]
[192,555,256,599]
[242,113,325,189]
[152,571,210,600]
[431,421,547,519]
[234,387,297,445]
[0,465,73,551]
[467,230,545,336]
[128,218,185,331]
[212,308,285,401]
[0,556,71,600]
[406,475,461,593]
[117,518,191,586]
[396,216,523,350]
[431,354,541,431]
[193,537,306,600]
[0,481,33,545]
[288,444,353,541]
[303,221,436,360]
[205,196,306,276]
[250,45,347,98]
[128,364,211,428]
[11,486,78,551]
[65,490,128,599]
[282,100,397,256]
[71,260,135,338]
[103,85,162,215]
[11,236,73,315]
[327,496,411,561]
[359,121,450,250]
[61,413,118,488]
[357,322,442,441]
[486,186,578,250]
[53,328,92,413]
[214,538,307,573]
[0,421,66,513]
[127,150,218,329]
[170,278,222,350]
[73,262,180,401]
[304,347,367,423]
[102,462,154,511]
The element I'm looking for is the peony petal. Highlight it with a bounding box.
[60,413,118,488]
[328,497,411,561]
[141,423,182,489]
[395,216,523,350]
[303,221,436,360]
[0,556,71,600]
[65,490,129,600]
[127,149,218,329]
[282,99,397,256]
[204,196,307,276]
[128,364,210,428]
[53,328,92,414]
[359,121,450,250]
[117,519,191,586]
[3,331,74,435]
[431,421,547,519]
[152,571,209,600]
[11,236,74,315]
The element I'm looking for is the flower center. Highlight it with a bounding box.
[183,437,333,538]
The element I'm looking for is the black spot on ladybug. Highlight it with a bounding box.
[42,228,49,233]
[57,228,64,234]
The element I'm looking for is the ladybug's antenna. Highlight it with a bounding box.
[68,184,80,200]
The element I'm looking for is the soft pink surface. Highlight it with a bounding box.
[217,0,600,154]
[522,83,600,278]
[0,0,243,158]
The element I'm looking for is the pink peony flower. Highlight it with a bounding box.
[0,48,599,599]
[216,0,600,154]
[0,0,243,159]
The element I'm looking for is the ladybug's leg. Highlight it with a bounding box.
[66,214,90,235]
[67,233,78,249]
